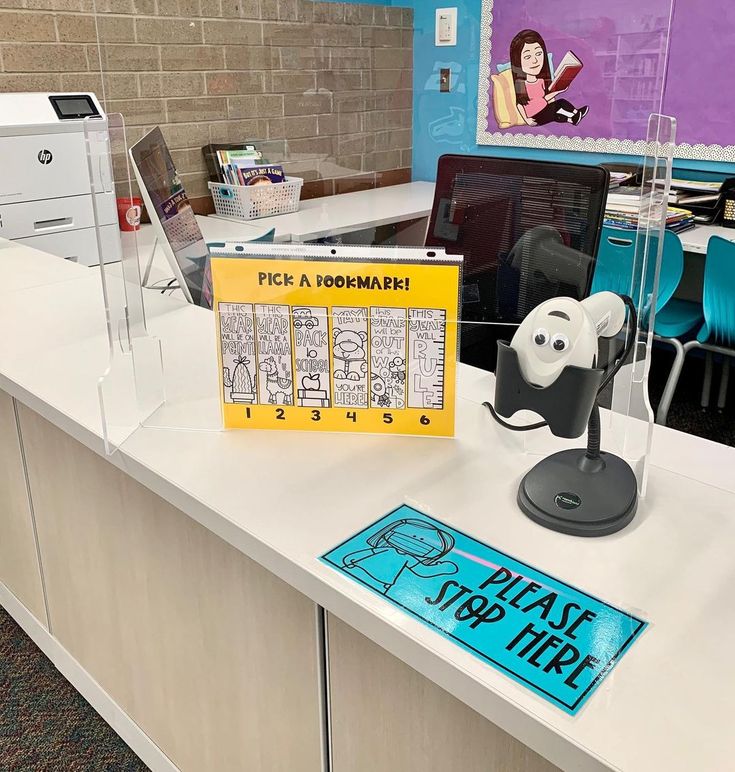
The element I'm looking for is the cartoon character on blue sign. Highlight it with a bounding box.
[341,519,459,595]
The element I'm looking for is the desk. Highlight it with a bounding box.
[679,223,735,254]
[2,239,735,772]
[209,181,435,243]
[133,187,434,290]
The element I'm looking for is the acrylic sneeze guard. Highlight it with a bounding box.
[518,114,676,498]
[85,113,165,454]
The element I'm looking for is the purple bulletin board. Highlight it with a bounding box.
[477,0,735,162]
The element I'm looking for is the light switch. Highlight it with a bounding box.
[435,7,457,47]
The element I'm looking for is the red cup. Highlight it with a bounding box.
[117,196,142,231]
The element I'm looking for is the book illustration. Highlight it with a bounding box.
[408,309,447,410]
[293,306,331,408]
[548,50,583,94]
[240,165,285,186]
[218,302,257,404]
[370,307,407,409]
[255,304,294,405]
[332,307,369,408]
[339,518,458,596]
[493,30,588,130]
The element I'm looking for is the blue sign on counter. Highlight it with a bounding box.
[321,505,647,715]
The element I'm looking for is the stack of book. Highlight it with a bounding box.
[609,171,635,189]
[669,178,723,204]
[605,186,696,234]
[668,179,725,224]
[664,207,698,234]
[203,143,286,187]
[217,146,262,185]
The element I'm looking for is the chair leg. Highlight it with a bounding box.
[656,338,687,426]
[717,357,731,411]
[702,351,714,408]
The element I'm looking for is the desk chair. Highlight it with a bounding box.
[424,154,608,368]
[658,235,735,423]
[591,226,704,426]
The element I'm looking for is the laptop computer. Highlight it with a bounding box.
[129,126,273,308]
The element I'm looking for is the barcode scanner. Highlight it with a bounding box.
[486,291,639,537]
[510,292,627,388]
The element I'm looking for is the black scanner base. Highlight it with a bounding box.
[518,449,638,537]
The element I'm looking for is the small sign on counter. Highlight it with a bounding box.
[211,246,462,436]
[321,505,647,715]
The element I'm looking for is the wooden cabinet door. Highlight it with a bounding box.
[0,392,47,626]
[18,403,324,772]
[327,614,559,772]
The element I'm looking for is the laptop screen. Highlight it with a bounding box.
[129,127,211,307]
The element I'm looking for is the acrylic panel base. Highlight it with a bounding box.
[518,449,638,537]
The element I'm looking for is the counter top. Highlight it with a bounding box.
[2,239,735,772]
[678,223,735,254]
[208,181,435,243]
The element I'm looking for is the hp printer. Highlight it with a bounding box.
[0,92,121,265]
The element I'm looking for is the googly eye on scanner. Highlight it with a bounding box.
[551,333,569,352]
[533,328,549,346]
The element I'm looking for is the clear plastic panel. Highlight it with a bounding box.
[91,2,414,239]
[99,242,465,441]
[518,114,676,497]
[85,113,164,454]
[473,0,674,156]
[611,113,677,494]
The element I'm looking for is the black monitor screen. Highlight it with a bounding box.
[130,127,210,307]
[427,154,609,326]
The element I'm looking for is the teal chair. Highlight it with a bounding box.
[246,227,276,243]
[591,226,704,425]
[592,226,702,331]
[659,235,735,420]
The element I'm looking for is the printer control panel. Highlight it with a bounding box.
[48,94,101,121]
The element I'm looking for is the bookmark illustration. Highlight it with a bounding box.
[293,306,331,408]
[332,306,369,408]
[370,307,407,409]
[255,304,295,406]
[219,302,258,404]
[408,308,446,410]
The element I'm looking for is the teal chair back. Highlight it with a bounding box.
[251,228,276,243]
[591,225,683,313]
[699,236,735,346]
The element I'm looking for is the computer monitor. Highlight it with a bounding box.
[426,154,609,325]
[129,126,210,307]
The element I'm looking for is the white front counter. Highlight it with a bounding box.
[1,239,734,772]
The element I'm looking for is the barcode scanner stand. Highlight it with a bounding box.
[487,292,639,537]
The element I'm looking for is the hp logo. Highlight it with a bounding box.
[37,149,53,165]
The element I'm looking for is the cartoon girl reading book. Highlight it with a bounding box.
[511,29,588,127]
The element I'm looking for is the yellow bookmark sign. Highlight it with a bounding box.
[212,255,461,436]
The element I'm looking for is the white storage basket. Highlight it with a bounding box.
[209,176,303,221]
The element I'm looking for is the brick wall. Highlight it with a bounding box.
[0,1,413,210]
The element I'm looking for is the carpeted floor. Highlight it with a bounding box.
[0,606,148,772]
[649,347,735,446]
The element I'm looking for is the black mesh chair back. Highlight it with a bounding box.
[425,154,609,368]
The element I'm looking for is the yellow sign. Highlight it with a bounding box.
[212,248,462,436]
